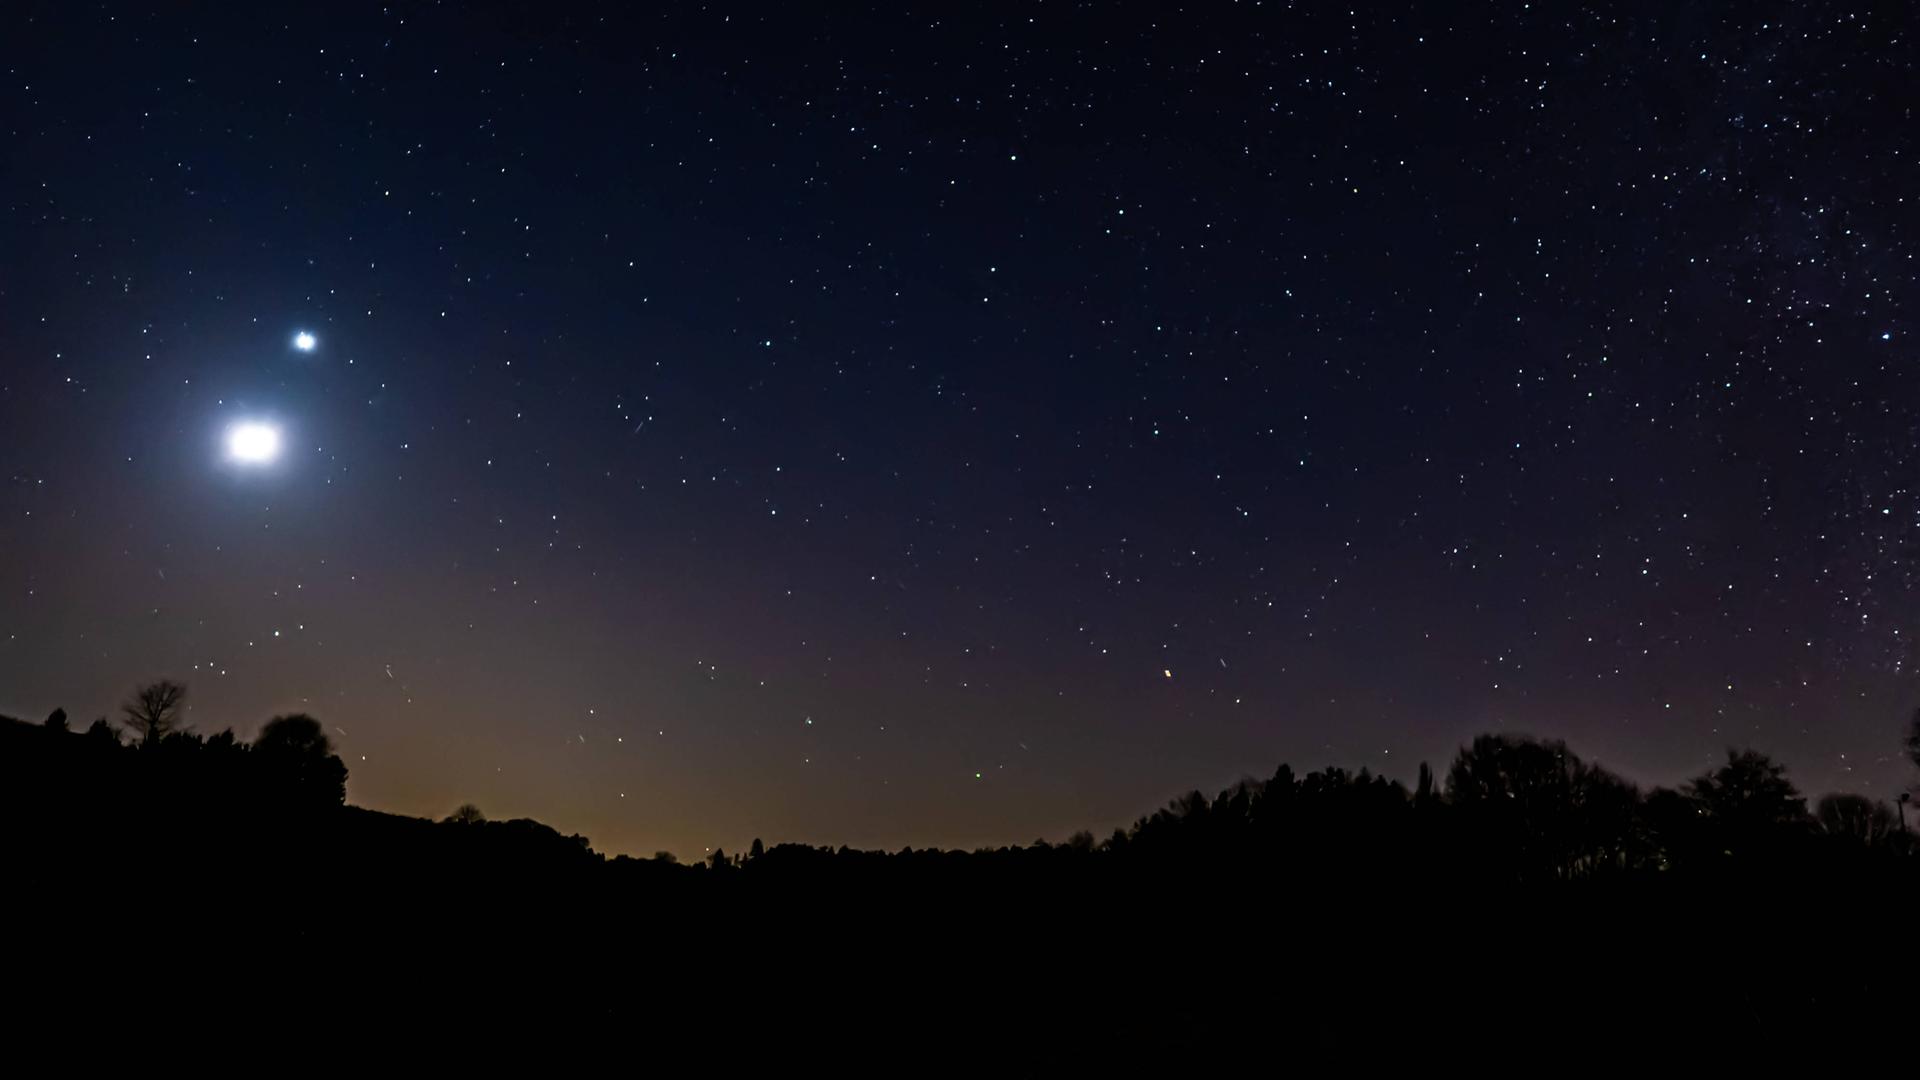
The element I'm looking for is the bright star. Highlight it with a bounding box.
[293,331,317,352]
[226,421,282,464]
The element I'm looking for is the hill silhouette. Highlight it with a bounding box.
[4,687,1916,1050]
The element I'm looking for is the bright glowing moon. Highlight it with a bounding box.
[293,331,317,352]
[227,421,282,464]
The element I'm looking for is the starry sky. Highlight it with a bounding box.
[2,1,1915,857]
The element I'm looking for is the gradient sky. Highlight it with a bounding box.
[3,1,1915,858]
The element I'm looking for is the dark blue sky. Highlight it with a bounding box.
[2,1,1914,856]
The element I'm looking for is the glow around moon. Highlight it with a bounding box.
[293,331,317,352]
[226,421,283,464]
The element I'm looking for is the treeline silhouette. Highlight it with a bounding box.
[6,679,1916,1044]
[13,681,1915,889]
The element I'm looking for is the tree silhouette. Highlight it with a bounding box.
[254,714,349,806]
[1445,733,1638,880]
[445,803,487,825]
[1814,794,1898,848]
[120,679,187,746]
[44,707,67,732]
[1905,708,1920,775]
[255,714,327,756]
[1684,749,1810,862]
[1687,750,1808,825]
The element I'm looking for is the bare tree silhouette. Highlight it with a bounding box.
[120,680,187,746]
[444,803,486,825]
[1815,794,1898,848]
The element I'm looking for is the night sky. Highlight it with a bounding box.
[3,2,1915,858]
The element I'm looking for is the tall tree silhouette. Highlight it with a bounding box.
[120,679,187,746]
